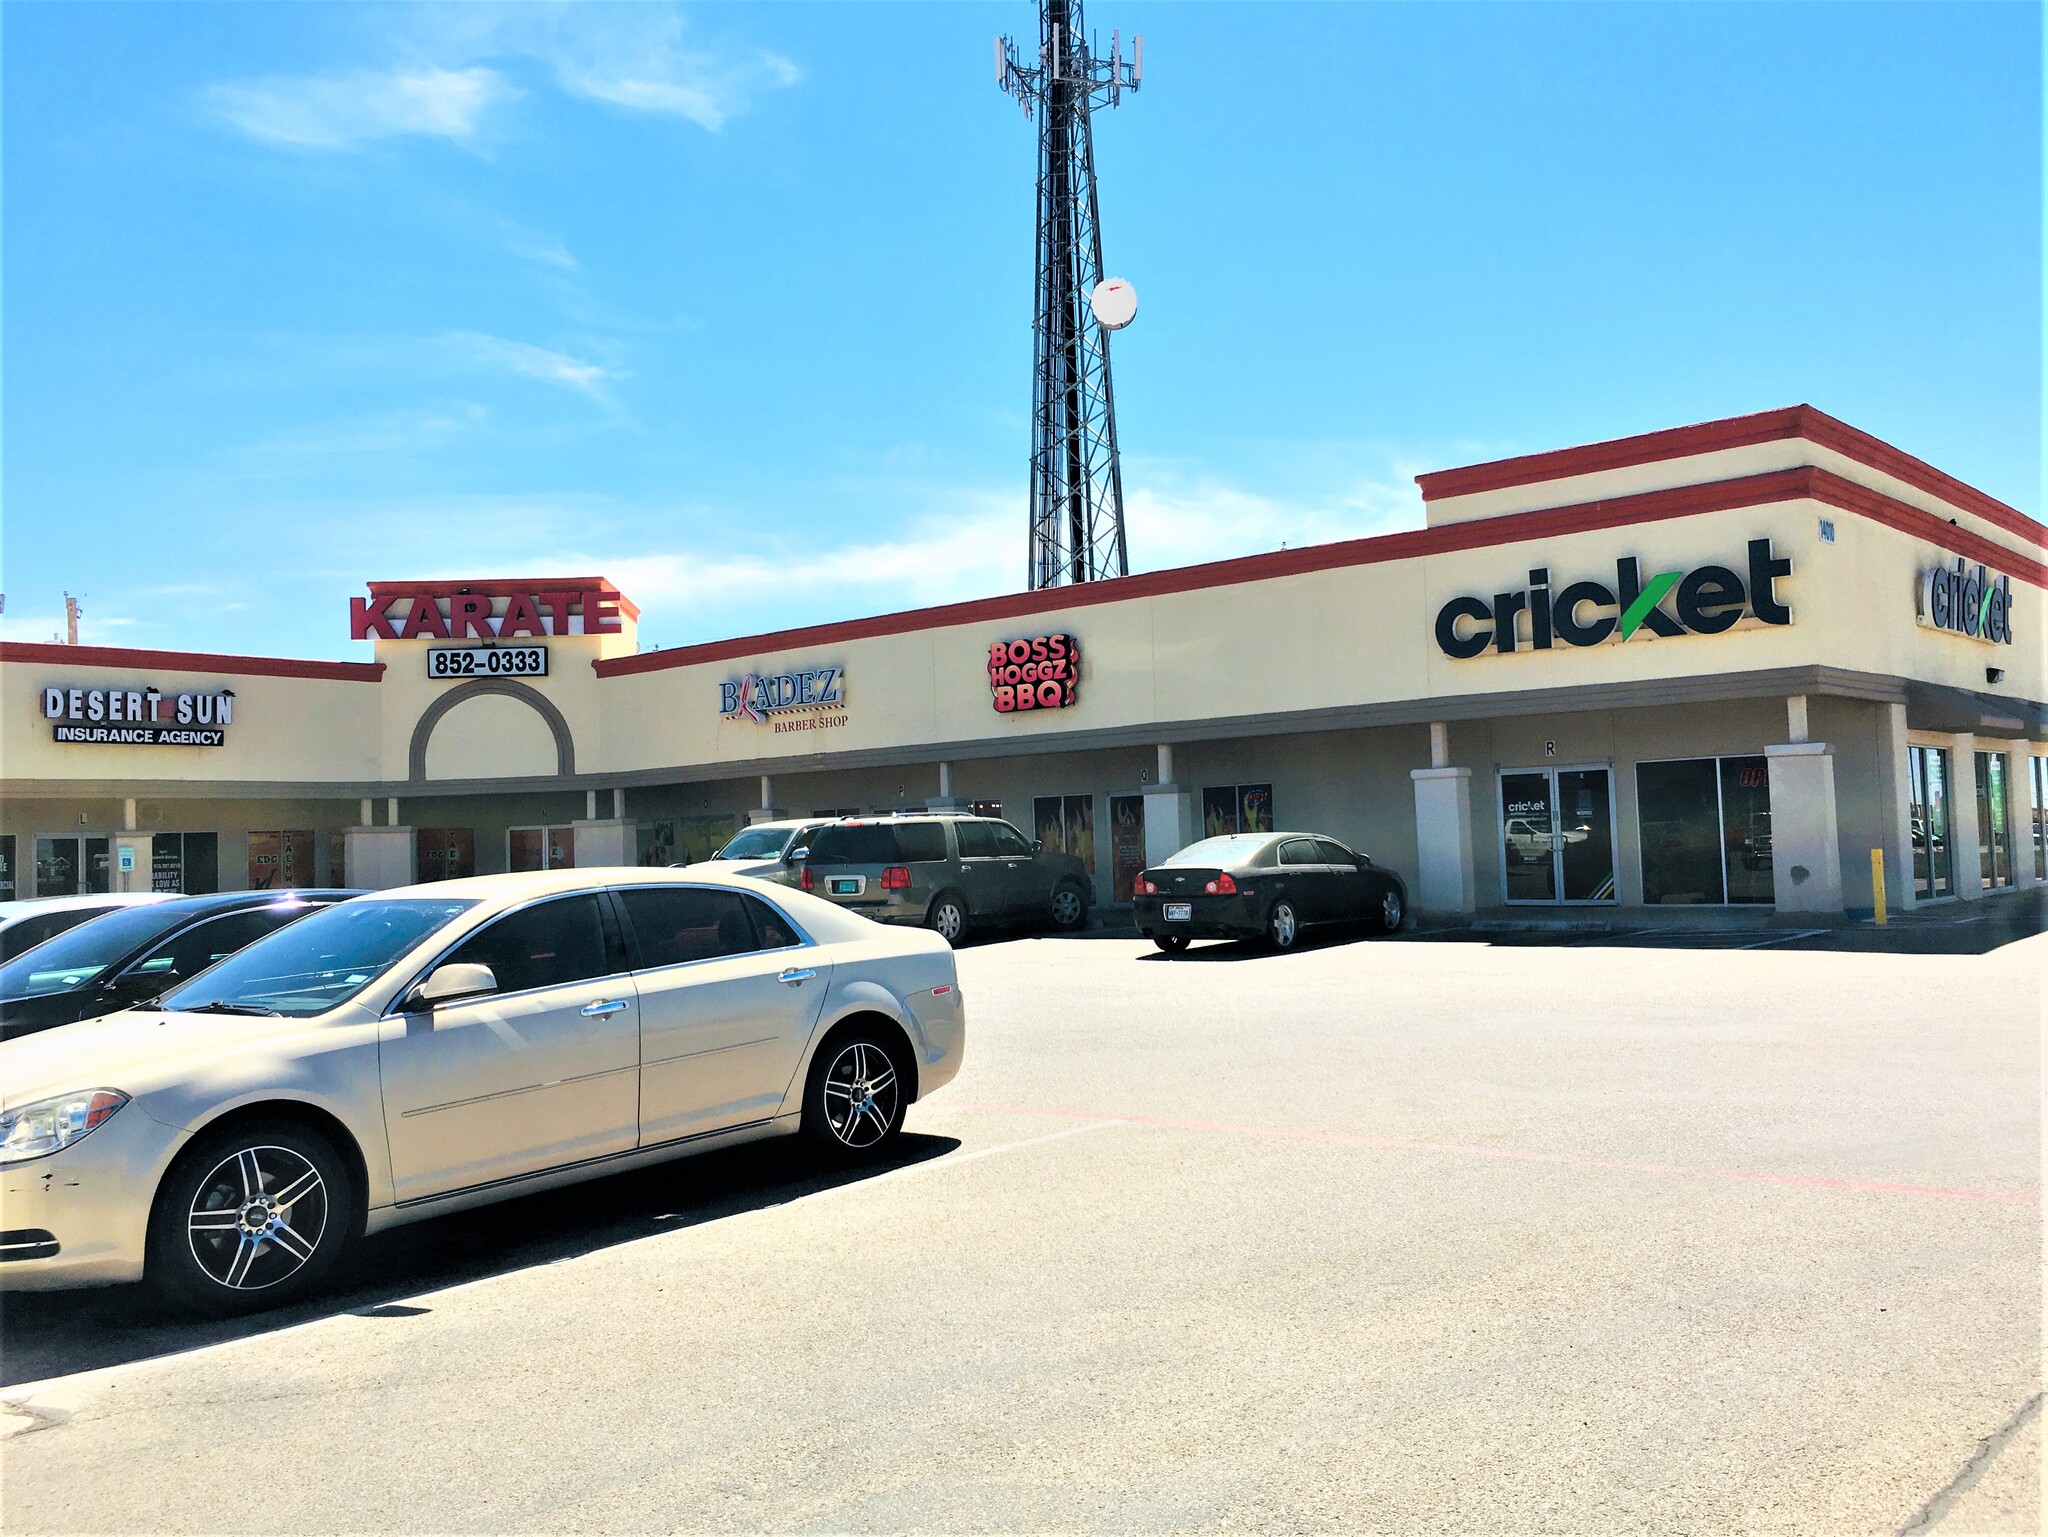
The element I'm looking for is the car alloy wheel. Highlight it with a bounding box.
[149,1118,353,1315]
[1268,900,1300,950]
[1380,888,1404,932]
[1050,883,1087,931]
[187,1145,327,1291]
[927,896,966,945]
[804,1034,907,1160]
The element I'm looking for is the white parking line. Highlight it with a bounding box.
[0,1117,1127,1408]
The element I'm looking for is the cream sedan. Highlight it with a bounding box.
[0,868,963,1313]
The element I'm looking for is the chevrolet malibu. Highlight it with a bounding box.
[0,868,964,1313]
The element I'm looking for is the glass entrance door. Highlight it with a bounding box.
[1500,767,1616,903]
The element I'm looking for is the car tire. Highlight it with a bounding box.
[1152,934,1190,955]
[1050,881,1088,932]
[1266,898,1302,951]
[1377,885,1405,933]
[146,1117,355,1317]
[801,1027,909,1163]
[925,893,968,946]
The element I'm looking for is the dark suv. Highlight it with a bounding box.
[799,816,1092,944]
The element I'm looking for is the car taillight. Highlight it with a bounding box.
[800,864,815,892]
[1135,876,1157,895]
[1204,873,1238,895]
[880,866,912,890]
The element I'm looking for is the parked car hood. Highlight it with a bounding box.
[0,1006,351,1111]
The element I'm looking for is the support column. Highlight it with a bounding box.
[749,774,790,824]
[1765,741,1844,915]
[1949,735,1982,899]
[1142,744,1193,866]
[111,833,154,894]
[386,797,400,827]
[1877,703,1918,911]
[1411,767,1476,915]
[344,823,416,890]
[572,817,638,868]
[927,760,969,815]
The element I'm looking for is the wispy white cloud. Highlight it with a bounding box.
[443,333,613,397]
[411,2,801,132]
[205,66,515,151]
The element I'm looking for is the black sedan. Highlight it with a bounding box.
[1134,833,1406,954]
[0,889,362,1039]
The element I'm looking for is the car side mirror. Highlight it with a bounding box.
[408,962,497,1010]
[788,846,808,862]
[1032,839,1045,851]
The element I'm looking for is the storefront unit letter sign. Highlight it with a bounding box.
[989,634,1080,713]
[43,685,235,747]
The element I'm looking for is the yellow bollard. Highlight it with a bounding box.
[1871,848,1887,926]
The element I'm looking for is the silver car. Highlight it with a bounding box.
[679,819,834,888]
[0,868,964,1313]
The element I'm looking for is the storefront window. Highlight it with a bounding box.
[0,836,14,901]
[1908,745,1954,900]
[1975,751,2011,889]
[1635,756,1772,905]
[152,832,220,895]
[967,800,1002,819]
[636,821,678,867]
[247,830,315,890]
[2032,756,2048,882]
[416,828,477,882]
[1201,784,1274,838]
[33,836,109,897]
[1033,796,1096,870]
[1108,794,1146,903]
[509,826,577,872]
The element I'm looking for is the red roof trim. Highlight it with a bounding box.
[0,642,385,682]
[1415,404,2043,548]
[362,578,641,622]
[593,467,2047,678]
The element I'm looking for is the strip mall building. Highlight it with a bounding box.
[4,407,2043,922]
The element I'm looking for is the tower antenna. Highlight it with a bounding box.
[997,1,1142,589]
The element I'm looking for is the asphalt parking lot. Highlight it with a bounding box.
[2,926,2040,1534]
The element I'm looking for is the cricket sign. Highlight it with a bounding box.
[1917,558,2015,646]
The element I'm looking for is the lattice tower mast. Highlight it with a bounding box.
[997,0,1141,589]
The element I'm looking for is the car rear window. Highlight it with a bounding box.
[895,823,950,863]
[807,825,901,865]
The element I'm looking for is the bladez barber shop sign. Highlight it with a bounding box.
[44,685,237,747]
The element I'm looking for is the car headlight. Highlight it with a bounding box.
[0,1090,129,1164]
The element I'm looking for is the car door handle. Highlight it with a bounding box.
[581,999,630,1016]
[778,967,818,986]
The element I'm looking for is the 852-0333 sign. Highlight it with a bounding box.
[43,685,236,747]
[427,646,549,679]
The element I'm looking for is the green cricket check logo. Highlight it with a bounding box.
[1617,571,1682,640]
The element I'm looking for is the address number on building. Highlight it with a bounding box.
[427,646,549,679]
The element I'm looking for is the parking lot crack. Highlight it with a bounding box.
[1896,1390,2043,1535]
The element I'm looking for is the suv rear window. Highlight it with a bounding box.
[807,825,901,865]
[895,823,950,863]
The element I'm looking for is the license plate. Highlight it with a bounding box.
[830,877,864,896]
[1164,902,1192,922]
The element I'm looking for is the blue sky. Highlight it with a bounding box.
[3,1,2038,660]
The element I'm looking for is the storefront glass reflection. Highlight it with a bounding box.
[1908,745,1953,900]
[1636,755,1773,905]
[1975,751,2011,889]
[1500,772,1557,901]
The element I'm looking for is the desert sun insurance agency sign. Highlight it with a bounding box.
[1433,539,1794,657]
[43,685,237,747]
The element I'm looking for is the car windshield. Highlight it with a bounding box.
[0,903,194,1000]
[1160,835,1275,868]
[715,827,793,860]
[159,898,477,1019]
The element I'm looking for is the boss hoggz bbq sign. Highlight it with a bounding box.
[989,633,1080,713]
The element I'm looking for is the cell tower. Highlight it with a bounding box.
[996,1,1142,590]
